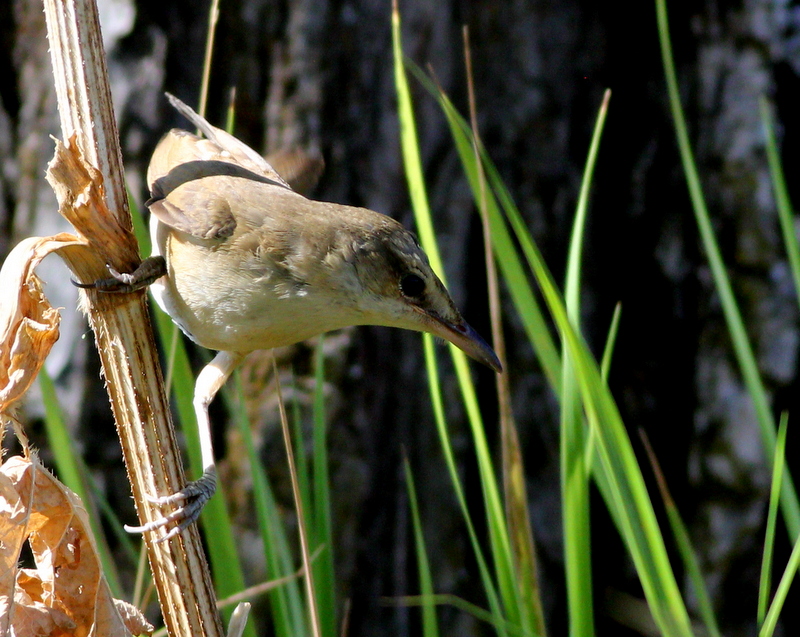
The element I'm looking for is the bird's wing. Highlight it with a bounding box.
[147,94,324,241]
[165,93,290,188]
[147,177,236,240]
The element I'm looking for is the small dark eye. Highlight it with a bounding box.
[400,273,426,298]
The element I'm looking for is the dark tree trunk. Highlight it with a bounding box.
[3,0,800,635]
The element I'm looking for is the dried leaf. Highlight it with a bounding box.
[13,570,77,636]
[46,135,139,271]
[0,466,29,634]
[0,234,84,415]
[114,598,155,636]
[0,455,142,636]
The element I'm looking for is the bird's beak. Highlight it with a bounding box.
[418,309,503,373]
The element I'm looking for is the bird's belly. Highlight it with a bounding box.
[174,283,342,352]
[150,219,357,352]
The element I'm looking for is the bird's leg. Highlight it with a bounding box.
[125,350,245,541]
[72,256,167,293]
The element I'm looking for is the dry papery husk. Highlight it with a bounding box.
[0,225,148,634]
[0,455,151,636]
[0,235,83,418]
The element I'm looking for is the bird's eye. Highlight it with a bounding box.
[400,273,426,299]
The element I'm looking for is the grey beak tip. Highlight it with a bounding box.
[462,322,502,373]
[490,355,503,374]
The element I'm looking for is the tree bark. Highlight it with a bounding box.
[3,0,800,635]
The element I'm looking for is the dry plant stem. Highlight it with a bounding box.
[216,565,305,610]
[272,354,322,637]
[462,27,546,636]
[197,0,221,121]
[42,0,223,635]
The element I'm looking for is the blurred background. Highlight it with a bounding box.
[2,0,800,635]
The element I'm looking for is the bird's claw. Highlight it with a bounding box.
[125,468,217,542]
[72,256,167,293]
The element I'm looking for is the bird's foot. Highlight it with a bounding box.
[72,256,167,293]
[124,467,217,542]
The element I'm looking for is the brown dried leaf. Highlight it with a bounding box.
[0,234,84,415]
[46,135,139,271]
[13,570,77,636]
[0,455,141,636]
[114,598,155,636]
[0,465,29,634]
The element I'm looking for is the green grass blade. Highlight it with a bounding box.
[656,0,800,540]
[38,367,87,498]
[561,89,609,637]
[428,88,550,631]
[225,89,237,134]
[760,98,800,310]
[421,336,511,636]
[464,42,545,634]
[641,433,722,637]
[600,304,621,382]
[273,358,324,637]
[761,106,800,626]
[396,594,532,637]
[406,63,561,392]
[522,228,693,635]
[416,60,692,633]
[83,466,140,566]
[290,373,313,550]
[560,330,591,637]
[424,75,610,636]
[395,68,516,625]
[129,190,150,254]
[758,412,789,624]
[393,7,526,633]
[453,134,693,633]
[404,457,440,637]
[452,353,524,630]
[760,523,800,637]
[311,338,337,637]
[567,325,693,634]
[583,303,622,472]
[231,372,307,637]
[565,88,610,305]
[38,366,123,596]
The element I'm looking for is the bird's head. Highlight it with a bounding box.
[329,214,502,373]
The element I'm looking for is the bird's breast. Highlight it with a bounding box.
[149,216,364,353]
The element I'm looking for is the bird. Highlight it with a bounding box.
[78,94,501,539]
